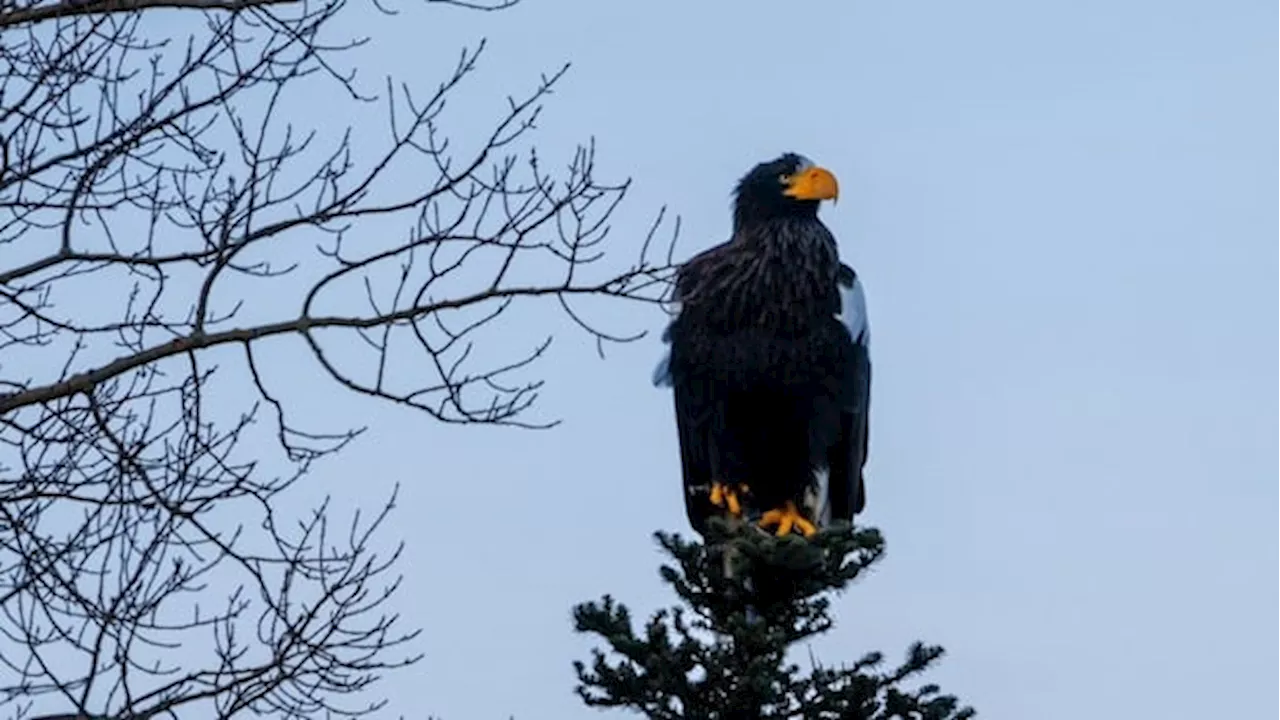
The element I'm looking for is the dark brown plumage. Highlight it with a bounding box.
[653,153,871,538]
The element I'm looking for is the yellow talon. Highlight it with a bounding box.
[709,482,745,516]
[759,502,817,538]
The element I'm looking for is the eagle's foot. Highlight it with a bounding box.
[759,502,817,538]
[709,481,748,517]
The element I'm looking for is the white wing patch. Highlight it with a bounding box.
[652,306,676,387]
[651,296,680,387]
[652,349,672,387]
[805,467,833,528]
[837,275,870,347]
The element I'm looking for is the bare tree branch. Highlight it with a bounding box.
[0,0,678,717]
[0,0,293,29]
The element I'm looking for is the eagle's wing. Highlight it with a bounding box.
[827,263,872,521]
[652,244,727,534]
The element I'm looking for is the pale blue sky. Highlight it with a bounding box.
[140,1,1277,718]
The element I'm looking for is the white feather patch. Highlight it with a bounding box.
[805,467,833,528]
[652,351,672,387]
[651,301,679,388]
[837,275,870,347]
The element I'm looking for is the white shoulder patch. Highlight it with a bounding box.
[652,307,677,387]
[652,350,672,387]
[837,276,870,347]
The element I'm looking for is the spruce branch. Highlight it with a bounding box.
[572,522,975,720]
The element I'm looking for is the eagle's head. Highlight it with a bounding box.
[733,153,839,227]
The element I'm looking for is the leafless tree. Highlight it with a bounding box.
[0,0,677,717]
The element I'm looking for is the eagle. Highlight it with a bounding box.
[653,153,871,539]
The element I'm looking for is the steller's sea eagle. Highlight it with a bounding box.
[653,153,871,538]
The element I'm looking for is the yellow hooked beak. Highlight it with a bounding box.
[781,165,839,203]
